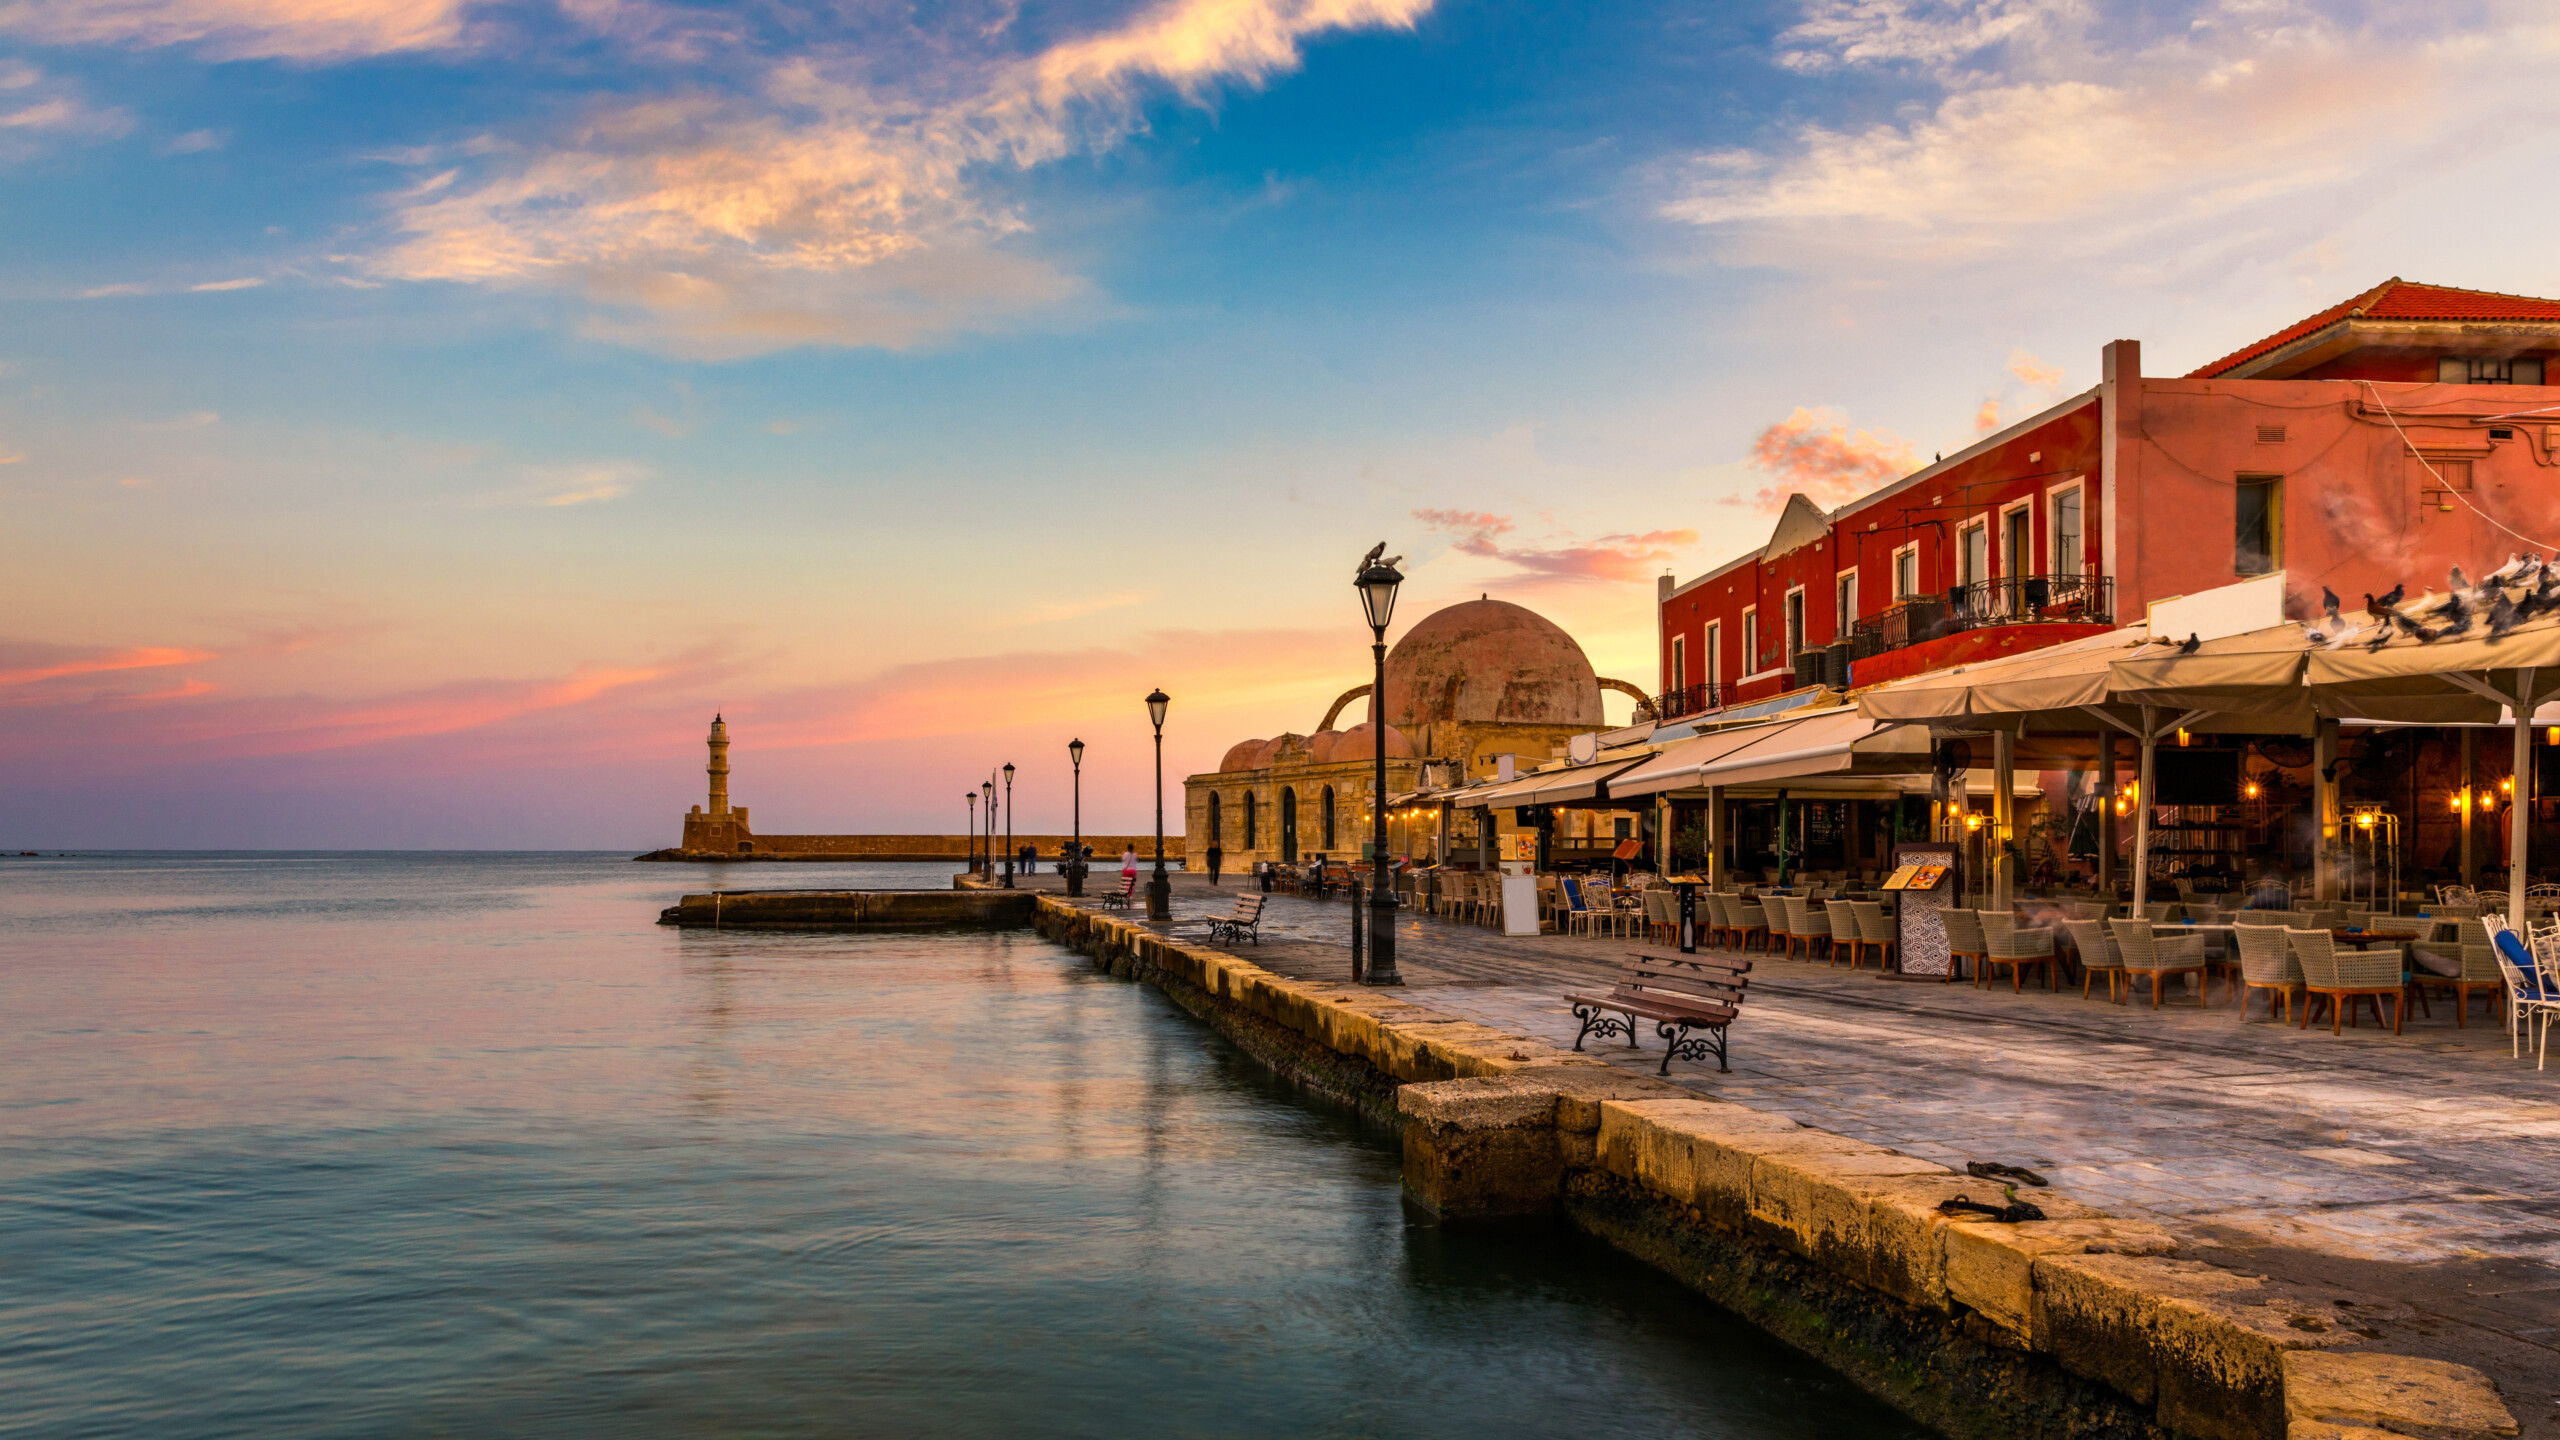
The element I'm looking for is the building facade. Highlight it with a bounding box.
[1659,279,2560,717]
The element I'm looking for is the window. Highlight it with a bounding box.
[2003,504,2031,577]
[1959,523,1989,588]
[2051,485,2084,578]
[1835,570,1857,640]
[1741,608,1760,672]
[2235,475,2281,575]
[1783,588,1806,662]
[1704,622,1722,685]
[1893,544,1920,600]
[1670,634,1687,692]
[2256,424,2286,444]
[1207,792,1222,844]
[1321,786,1336,849]
[1243,791,1258,847]
[2440,357,2546,385]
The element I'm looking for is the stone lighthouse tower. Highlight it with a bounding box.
[679,714,753,852]
[706,713,732,815]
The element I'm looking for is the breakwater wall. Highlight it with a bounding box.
[1028,895,2518,1440]
[658,889,1039,929]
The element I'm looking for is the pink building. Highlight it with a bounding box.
[1658,279,2560,718]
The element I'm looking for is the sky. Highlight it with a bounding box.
[6,0,2560,847]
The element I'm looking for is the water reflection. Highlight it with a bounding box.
[0,854,1925,1439]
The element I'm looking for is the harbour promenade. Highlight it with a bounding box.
[1002,868,2560,1435]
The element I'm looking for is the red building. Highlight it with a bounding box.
[1657,279,2560,719]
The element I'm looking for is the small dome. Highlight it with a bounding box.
[1331,721,1414,760]
[1381,598,1601,729]
[1219,738,1269,772]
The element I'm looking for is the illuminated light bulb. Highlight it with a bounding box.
[2245,781,2262,800]
[2453,791,2468,813]
[2358,812,2375,829]
[2549,726,2559,745]
[2177,728,2191,747]
[2503,776,2516,796]
[1964,813,1984,831]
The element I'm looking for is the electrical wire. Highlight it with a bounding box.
[2359,380,2560,554]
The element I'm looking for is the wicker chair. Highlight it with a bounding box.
[2063,919,2123,1001]
[2231,923,2300,1023]
[2110,918,2208,1007]
[2139,901,2178,923]
[1939,908,1987,983]
[1700,891,1734,949]
[1978,911,2056,992]
[1785,896,1832,961]
[2410,940,2504,1029]
[1728,894,1770,953]
[1850,901,1895,971]
[1822,899,1862,967]
[2292,927,2406,1034]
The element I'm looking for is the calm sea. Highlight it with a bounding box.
[0,853,1920,1439]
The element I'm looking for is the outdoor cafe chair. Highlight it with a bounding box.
[1641,888,1672,946]
[2290,927,2406,1034]
[2483,916,2556,1068]
[1849,900,1895,971]
[1727,894,1770,953]
[2231,923,2301,1023]
[1700,891,1734,949]
[1785,896,1832,962]
[2063,919,2124,1001]
[1560,876,1599,936]
[1939,908,1987,983]
[1823,899,1863,967]
[2139,901,2178,923]
[2110,918,2208,1007]
[1768,895,1807,956]
[2410,936,2504,1029]
[1978,911,2056,992]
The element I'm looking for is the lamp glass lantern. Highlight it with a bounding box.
[1145,689,1169,731]
[1069,738,1084,767]
[1355,561,1403,633]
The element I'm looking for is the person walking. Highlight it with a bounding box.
[1206,842,1224,886]
[1120,846,1137,884]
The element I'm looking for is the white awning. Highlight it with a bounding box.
[1445,753,1652,809]
[1609,708,1921,798]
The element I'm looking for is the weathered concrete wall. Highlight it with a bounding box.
[657,889,1038,929]
[646,832,1158,862]
[1029,894,2521,1440]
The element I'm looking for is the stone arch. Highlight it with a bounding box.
[1595,677,1657,722]
[1318,683,1371,732]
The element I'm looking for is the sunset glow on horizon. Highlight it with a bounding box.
[8,0,2560,846]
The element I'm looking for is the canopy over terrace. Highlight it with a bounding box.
[1856,622,2316,909]
[2305,605,2560,922]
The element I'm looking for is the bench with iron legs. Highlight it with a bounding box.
[1565,949,1751,1075]
[1096,874,1138,910]
[1200,893,1265,944]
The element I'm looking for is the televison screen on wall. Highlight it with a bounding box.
[2152,750,2239,805]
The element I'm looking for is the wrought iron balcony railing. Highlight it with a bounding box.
[1651,682,1725,721]
[1846,574,2112,661]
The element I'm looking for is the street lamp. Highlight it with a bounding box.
[965,791,978,875]
[1145,688,1171,920]
[1355,546,1404,985]
[982,778,995,884]
[1002,761,1016,889]
[1068,738,1086,897]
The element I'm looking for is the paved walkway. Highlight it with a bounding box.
[1013,871,2560,1430]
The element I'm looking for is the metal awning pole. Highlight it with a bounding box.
[1993,728,2015,911]
[2098,730,2116,894]
[2133,705,2156,915]
[2514,671,2537,925]
[1707,786,1724,887]
[2460,726,2478,889]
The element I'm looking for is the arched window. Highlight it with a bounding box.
[1206,792,1223,844]
[1280,788,1299,863]
[1243,791,1258,848]
[1321,786,1336,849]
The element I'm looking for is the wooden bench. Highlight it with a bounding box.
[1202,893,1266,945]
[1565,949,1752,1075]
[1096,874,1138,910]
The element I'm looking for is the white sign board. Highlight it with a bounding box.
[2146,572,2287,646]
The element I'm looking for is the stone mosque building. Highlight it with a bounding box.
[1180,598,1652,870]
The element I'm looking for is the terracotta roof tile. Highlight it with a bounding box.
[2186,278,2560,378]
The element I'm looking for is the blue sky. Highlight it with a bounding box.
[5,0,2559,845]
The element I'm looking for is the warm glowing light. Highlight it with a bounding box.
[2177,728,2191,747]
[2503,776,2516,796]
[1963,812,1985,832]
[2548,726,2558,745]
[2244,781,2262,800]
[2113,798,2127,815]
[2453,790,2468,813]
[2358,811,2375,829]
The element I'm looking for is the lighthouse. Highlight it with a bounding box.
[706,713,731,815]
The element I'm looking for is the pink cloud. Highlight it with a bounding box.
[0,643,215,688]
[1413,509,1693,583]
[2008,348,2063,389]
[1740,406,1916,513]
[1973,396,2002,433]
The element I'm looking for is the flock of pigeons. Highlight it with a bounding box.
[2291,553,2560,651]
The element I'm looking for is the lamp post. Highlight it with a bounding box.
[1068,738,1086,897]
[982,778,995,884]
[1002,762,1016,889]
[1145,688,1171,920]
[1355,546,1405,985]
[965,792,978,876]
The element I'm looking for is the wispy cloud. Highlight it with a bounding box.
[143,409,219,429]
[1412,507,1695,583]
[160,126,223,154]
[469,461,646,508]
[0,63,132,157]
[366,0,1437,357]
[0,0,478,61]
[189,276,263,291]
[1736,406,1916,512]
[0,642,214,688]
[1019,589,1157,625]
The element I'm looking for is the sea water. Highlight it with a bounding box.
[0,853,1921,1438]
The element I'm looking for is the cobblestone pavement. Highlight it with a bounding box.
[1017,871,2560,1421]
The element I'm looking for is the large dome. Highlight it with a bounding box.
[1380,598,1601,729]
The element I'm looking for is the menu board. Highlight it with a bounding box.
[1882,863,1950,891]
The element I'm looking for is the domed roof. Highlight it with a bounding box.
[1330,722,1414,760]
[1219,738,1270,772]
[1381,598,1601,730]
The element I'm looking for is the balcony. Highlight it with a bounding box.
[1651,682,1726,721]
[1846,574,2112,662]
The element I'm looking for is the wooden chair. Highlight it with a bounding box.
[2109,918,2208,1007]
[1939,908,1987,983]
[2231,923,2300,1022]
[2063,919,2124,1001]
[1978,912,2056,992]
